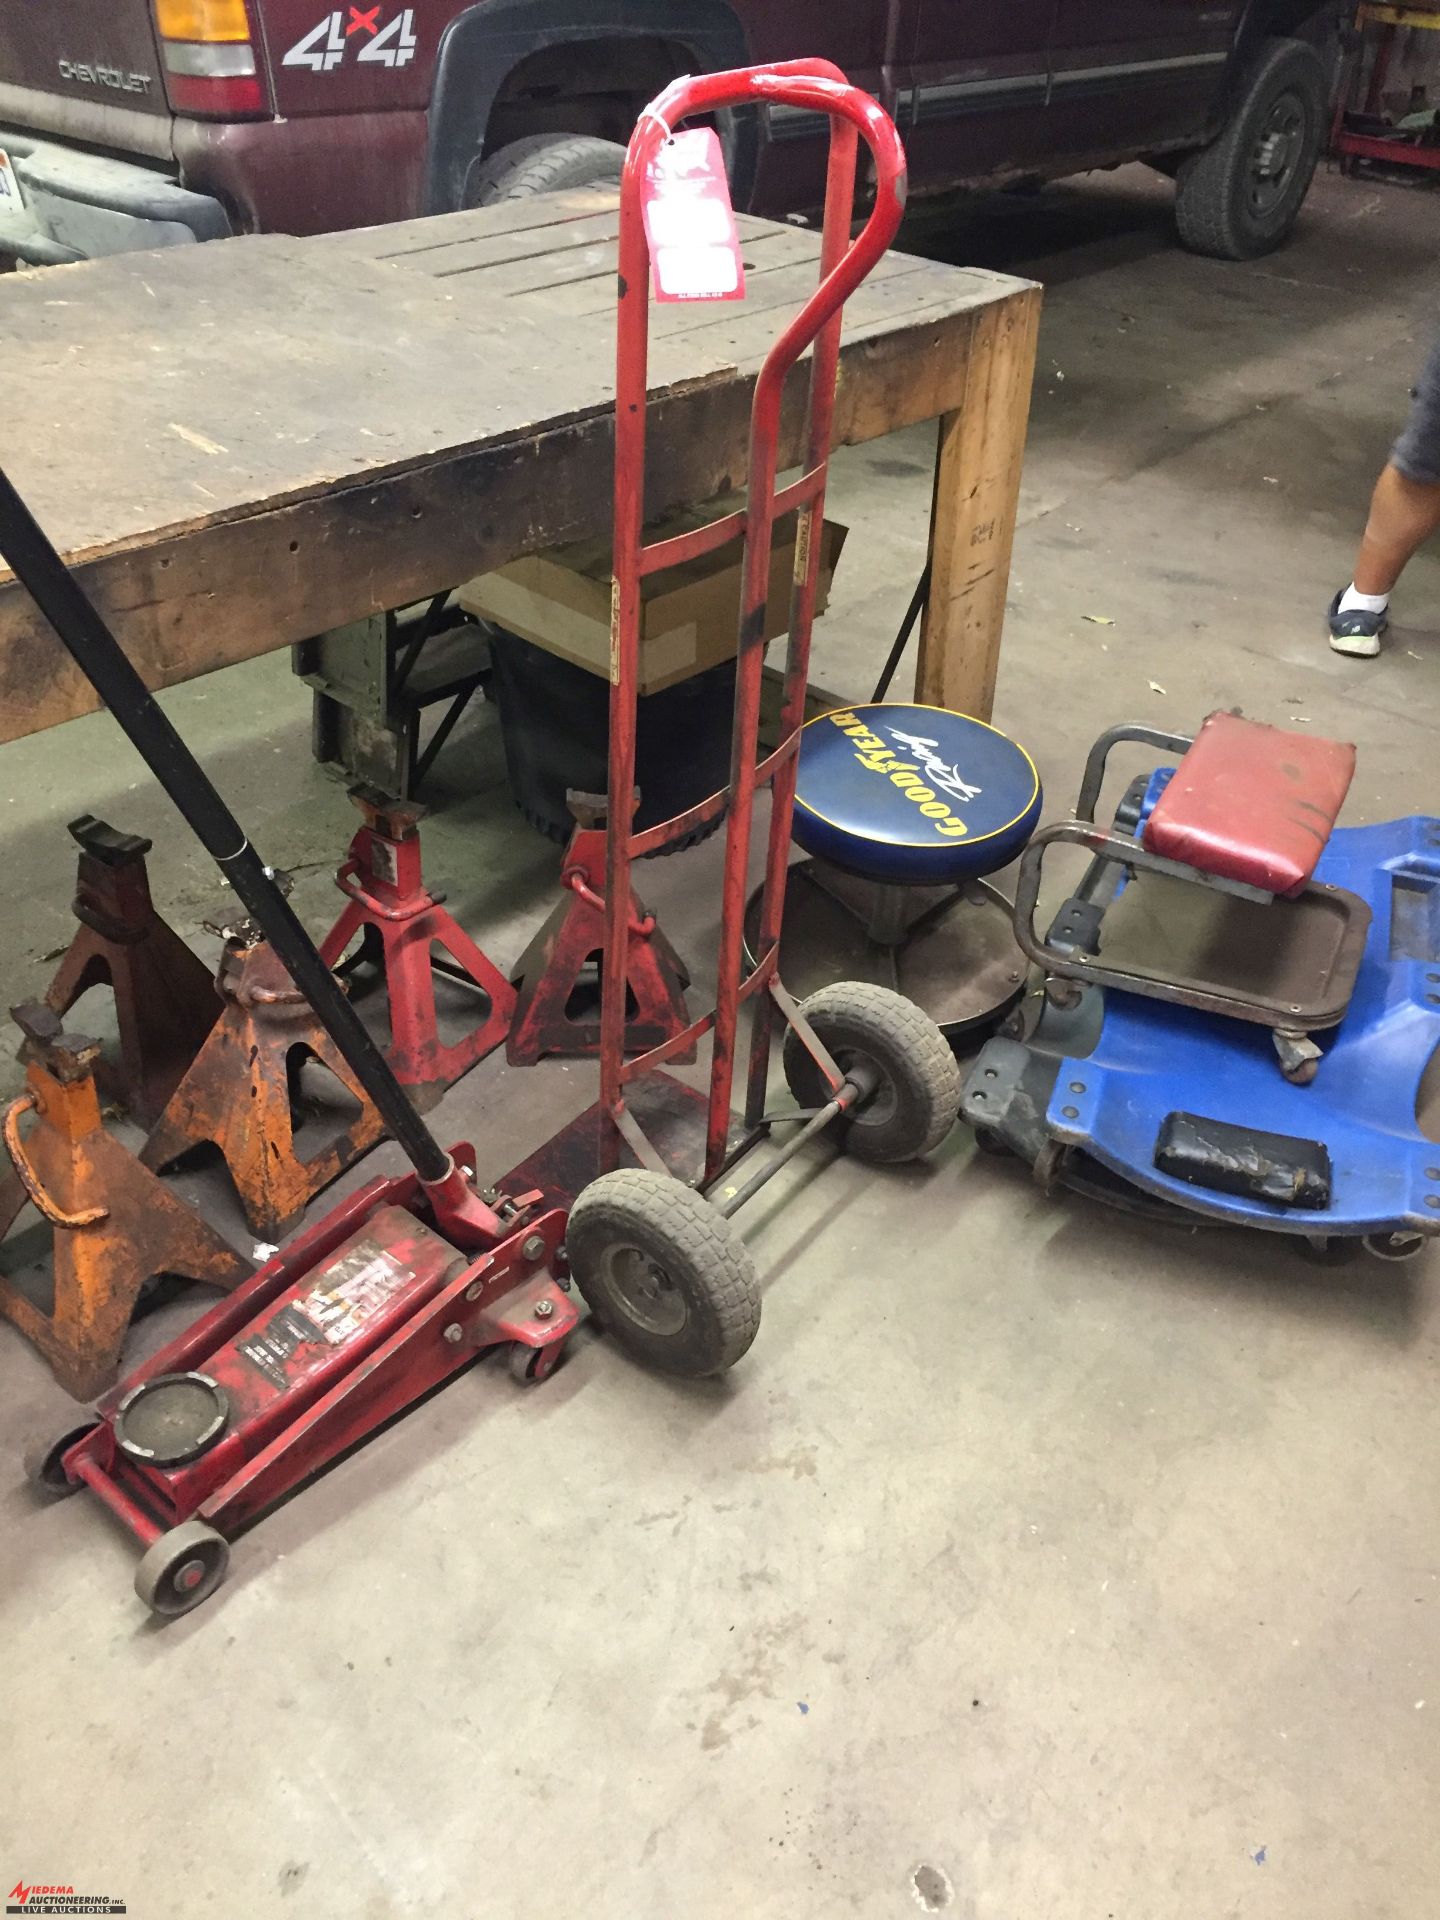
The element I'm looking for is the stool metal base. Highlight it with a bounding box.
[744,860,1028,1043]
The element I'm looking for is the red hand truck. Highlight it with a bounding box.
[561,63,962,1378]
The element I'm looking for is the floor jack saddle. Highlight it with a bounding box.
[963,714,1440,1260]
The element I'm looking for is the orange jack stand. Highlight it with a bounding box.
[43,814,221,1129]
[0,1005,251,1401]
[317,786,515,1111]
[142,931,385,1240]
[507,797,693,1066]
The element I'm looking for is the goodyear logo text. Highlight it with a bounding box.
[825,710,977,838]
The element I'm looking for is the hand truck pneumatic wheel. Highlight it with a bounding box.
[562,64,962,1379]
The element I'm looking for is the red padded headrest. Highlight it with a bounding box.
[1142,711,1355,896]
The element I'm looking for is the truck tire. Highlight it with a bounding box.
[1174,38,1327,260]
[466,134,625,208]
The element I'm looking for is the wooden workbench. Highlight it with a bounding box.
[0,191,1039,745]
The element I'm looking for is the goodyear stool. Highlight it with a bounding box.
[746,704,1043,1040]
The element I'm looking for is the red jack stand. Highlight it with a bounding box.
[0,1004,251,1400]
[142,929,385,1240]
[43,815,220,1129]
[318,786,515,1111]
[508,793,692,1066]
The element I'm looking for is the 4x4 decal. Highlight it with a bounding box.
[282,6,417,72]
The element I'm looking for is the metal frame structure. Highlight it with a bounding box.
[600,60,909,1202]
[1331,3,1440,176]
[42,813,222,1131]
[317,784,516,1108]
[0,465,508,1252]
[1010,723,1372,1077]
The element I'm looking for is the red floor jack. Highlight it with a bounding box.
[0,479,578,1617]
[554,65,962,1378]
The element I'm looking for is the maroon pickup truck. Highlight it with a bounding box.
[0,2,1341,270]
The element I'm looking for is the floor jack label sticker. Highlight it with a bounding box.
[236,1243,411,1385]
[297,1244,411,1346]
[237,1302,326,1388]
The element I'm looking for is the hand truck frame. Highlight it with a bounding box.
[562,63,962,1378]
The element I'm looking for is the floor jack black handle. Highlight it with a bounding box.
[0,465,453,1187]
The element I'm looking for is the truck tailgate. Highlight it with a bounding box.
[0,0,170,122]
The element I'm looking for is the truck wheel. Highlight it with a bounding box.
[465,134,625,209]
[1174,38,1327,260]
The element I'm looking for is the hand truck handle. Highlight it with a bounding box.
[616,62,908,452]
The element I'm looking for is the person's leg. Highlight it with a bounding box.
[1351,463,1440,596]
[1330,329,1440,656]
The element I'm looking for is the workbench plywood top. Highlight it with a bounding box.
[0,189,1027,573]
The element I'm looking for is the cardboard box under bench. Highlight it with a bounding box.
[457,503,847,696]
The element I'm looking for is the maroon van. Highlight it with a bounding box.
[0,1,1341,269]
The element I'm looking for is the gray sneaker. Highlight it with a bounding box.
[1328,589,1387,658]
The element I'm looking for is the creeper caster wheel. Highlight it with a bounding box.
[1364,1231,1429,1264]
[1274,1029,1321,1085]
[1301,1234,1357,1267]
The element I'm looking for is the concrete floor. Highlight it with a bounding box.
[3,163,1439,1919]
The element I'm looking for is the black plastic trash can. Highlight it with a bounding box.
[488,631,736,851]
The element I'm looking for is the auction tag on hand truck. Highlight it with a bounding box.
[641,127,746,304]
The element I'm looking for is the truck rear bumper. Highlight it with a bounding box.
[173,111,428,238]
[0,128,230,264]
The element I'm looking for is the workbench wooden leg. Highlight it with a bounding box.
[916,288,1041,719]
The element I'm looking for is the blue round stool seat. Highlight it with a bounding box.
[793,704,1042,886]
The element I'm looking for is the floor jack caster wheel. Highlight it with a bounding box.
[566,1169,761,1379]
[134,1519,230,1618]
[782,980,961,1164]
[24,1420,101,1498]
[507,1341,562,1386]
